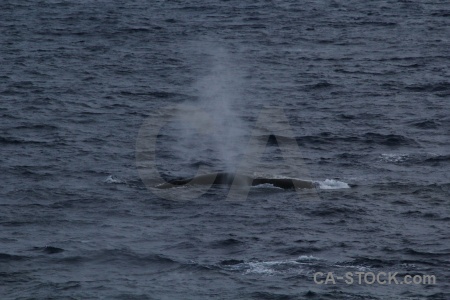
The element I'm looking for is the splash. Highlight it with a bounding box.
[316,179,350,189]
[103,175,126,184]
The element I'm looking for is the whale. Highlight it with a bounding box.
[155,172,315,189]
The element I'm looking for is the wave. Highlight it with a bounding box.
[410,119,441,129]
[32,246,64,254]
[425,154,450,164]
[405,82,450,93]
[0,253,28,261]
[379,152,450,165]
[0,136,48,145]
[256,132,417,147]
[297,132,416,147]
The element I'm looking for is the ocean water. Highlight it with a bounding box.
[1,0,449,299]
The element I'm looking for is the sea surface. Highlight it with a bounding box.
[1,0,449,299]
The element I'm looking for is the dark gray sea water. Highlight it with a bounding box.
[1,0,449,299]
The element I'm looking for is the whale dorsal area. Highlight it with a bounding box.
[155,172,314,189]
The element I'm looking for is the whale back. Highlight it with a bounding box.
[155,172,314,189]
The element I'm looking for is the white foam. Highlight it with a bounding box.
[297,255,322,261]
[380,153,408,163]
[104,175,125,184]
[317,179,350,189]
[243,260,305,275]
[224,256,324,275]
[333,264,370,271]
